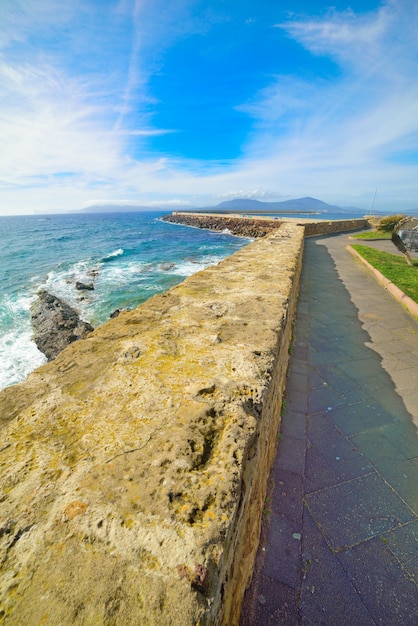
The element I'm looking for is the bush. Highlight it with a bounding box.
[377,214,406,232]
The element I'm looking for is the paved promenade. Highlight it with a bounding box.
[241,232,418,625]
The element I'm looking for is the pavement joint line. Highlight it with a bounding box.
[302,469,378,498]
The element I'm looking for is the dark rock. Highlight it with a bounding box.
[109,308,129,319]
[31,290,94,360]
[75,281,94,291]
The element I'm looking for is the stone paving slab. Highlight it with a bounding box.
[305,472,414,551]
[300,508,375,626]
[306,412,374,484]
[262,514,301,588]
[271,468,304,521]
[240,232,418,625]
[382,519,418,582]
[337,535,418,624]
[240,573,299,626]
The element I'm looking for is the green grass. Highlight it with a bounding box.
[351,231,391,240]
[351,244,418,303]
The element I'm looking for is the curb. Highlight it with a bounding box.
[346,245,418,319]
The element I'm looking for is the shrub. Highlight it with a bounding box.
[377,214,406,232]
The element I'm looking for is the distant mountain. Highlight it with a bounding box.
[215,198,280,211]
[213,197,359,213]
[79,197,365,215]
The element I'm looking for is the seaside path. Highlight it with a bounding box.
[240,231,418,625]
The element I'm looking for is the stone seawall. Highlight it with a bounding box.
[0,224,304,625]
[163,212,369,237]
[302,218,369,236]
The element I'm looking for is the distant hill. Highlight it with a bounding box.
[79,197,365,215]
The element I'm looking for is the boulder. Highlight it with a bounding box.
[109,308,122,318]
[30,290,93,360]
[75,281,94,291]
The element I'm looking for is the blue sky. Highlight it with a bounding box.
[1,0,417,214]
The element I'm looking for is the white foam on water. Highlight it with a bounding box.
[43,269,87,312]
[33,257,151,324]
[169,256,223,276]
[103,248,124,261]
[0,294,47,390]
[98,261,149,285]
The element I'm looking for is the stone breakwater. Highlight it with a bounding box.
[0,224,304,625]
[162,213,284,238]
[163,212,369,237]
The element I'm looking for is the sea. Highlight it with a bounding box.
[0,211,250,391]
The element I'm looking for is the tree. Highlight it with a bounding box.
[391,217,413,266]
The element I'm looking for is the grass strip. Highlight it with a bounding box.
[351,244,418,304]
[351,231,391,240]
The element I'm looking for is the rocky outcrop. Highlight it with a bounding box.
[0,225,304,625]
[30,290,93,360]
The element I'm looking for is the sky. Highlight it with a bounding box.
[1,0,417,215]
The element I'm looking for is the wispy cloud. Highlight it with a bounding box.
[217,189,286,201]
[112,0,210,132]
[0,59,122,181]
[232,0,418,206]
[0,0,77,48]
[117,129,176,136]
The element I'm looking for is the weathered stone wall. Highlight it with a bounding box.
[0,224,304,625]
[163,212,369,237]
[302,218,369,236]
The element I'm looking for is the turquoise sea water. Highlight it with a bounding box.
[0,211,249,390]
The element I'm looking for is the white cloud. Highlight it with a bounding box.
[118,129,176,136]
[0,60,122,181]
[145,199,194,207]
[217,189,286,201]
